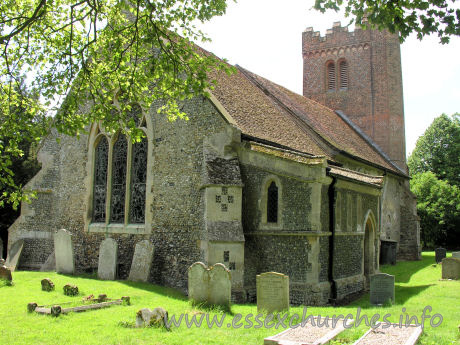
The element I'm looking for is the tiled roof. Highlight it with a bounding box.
[207,63,405,175]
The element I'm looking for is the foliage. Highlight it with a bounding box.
[410,172,460,249]
[407,113,460,248]
[314,0,460,43]
[1,254,459,344]
[408,113,460,187]
[0,0,234,206]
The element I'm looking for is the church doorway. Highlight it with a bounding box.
[363,211,376,287]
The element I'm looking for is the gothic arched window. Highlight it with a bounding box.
[339,59,348,89]
[326,61,336,91]
[267,181,279,223]
[110,134,128,223]
[129,137,147,223]
[90,103,149,229]
[93,137,108,222]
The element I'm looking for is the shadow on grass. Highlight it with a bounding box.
[380,253,435,284]
[394,284,434,304]
[348,284,434,309]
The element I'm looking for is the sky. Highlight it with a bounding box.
[195,0,460,157]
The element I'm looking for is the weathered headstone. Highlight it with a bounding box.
[188,262,231,307]
[0,265,13,282]
[41,278,55,291]
[136,307,169,329]
[63,284,79,296]
[128,240,154,282]
[452,252,460,259]
[54,229,75,274]
[442,257,460,280]
[370,273,395,305]
[379,240,397,265]
[98,238,118,280]
[208,263,232,306]
[5,239,24,272]
[40,250,56,272]
[257,272,290,313]
[0,237,3,259]
[435,248,447,263]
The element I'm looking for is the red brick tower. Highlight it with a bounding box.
[302,22,406,171]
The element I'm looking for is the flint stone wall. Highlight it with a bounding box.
[6,97,227,293]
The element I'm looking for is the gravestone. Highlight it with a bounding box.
[188,262,231,307]
[442,257,460,280]
[435,248,447,263]
[128,240,154,282]
[41,278,55,291]
[0,237,3,259]
[5,239,24,272]
[40,250,56,272]
[98,238,118,280]
[370,273,395,305]
[63,284,79,296]
[379,240,397,265]
[54,229,75,274]
[0,265,12,282]
[136,307,169,329]
[257,272,290,313]
[452,252,460,259]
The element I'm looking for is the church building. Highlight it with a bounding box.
[7,22,421,305]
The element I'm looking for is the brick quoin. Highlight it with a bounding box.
[302,21,407,171]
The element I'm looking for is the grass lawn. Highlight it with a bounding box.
[1,252,459,345]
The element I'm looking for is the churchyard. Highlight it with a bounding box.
[0,252,458,345]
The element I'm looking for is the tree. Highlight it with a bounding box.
[408,113,460,187]
[1,0,233,206]
[314,0,460,43]
[410,171,460,248]
[408,113,460,249]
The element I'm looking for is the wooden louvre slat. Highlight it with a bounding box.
[327,62,336,90]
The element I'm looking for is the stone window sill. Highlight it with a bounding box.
[88,223,149,235]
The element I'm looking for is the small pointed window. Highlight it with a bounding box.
[339,60,348,89]
[327,62,336,91]
[267,181,278,223]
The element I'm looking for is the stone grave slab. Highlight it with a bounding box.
[128,240,154,282]
[264,317,350,345]
[5,239,24,272]
[435,248,446,263]
[442,257,460,280]
[352,324,422,345]
[257,272,290,313]
[54,229,75,274]
[452,251,460,259]
[0,265,12,282]
[188,262,231,307]
[98,238,118,280]
[370,273,395,305]
[40,250,56,272]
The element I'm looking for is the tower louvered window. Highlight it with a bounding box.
[327,62,336,91]
[93,138,108,222]
[267,181,278,223]
[339,60,348,89]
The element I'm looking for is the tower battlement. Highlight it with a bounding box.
[302,22,407,171]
